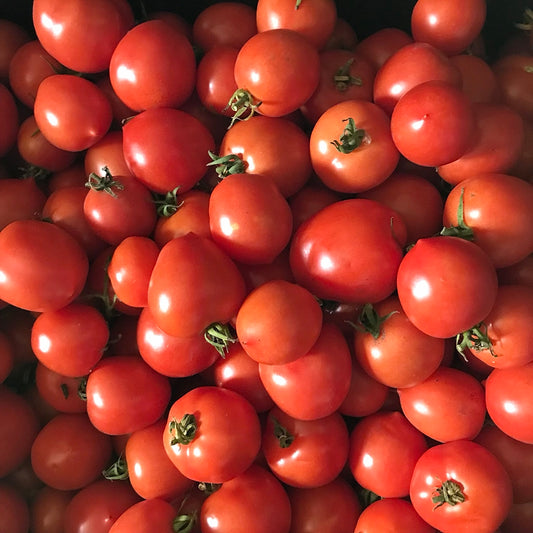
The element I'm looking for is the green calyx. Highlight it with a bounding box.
[432,479,466,509]
[331,117,366,154]
[169,414,197,446]
[86,166,124,198]
[271,415,294,448]
[102,454,129,480]
[334,58,363,91]
[204,322,238,357]
[224,88,261,129]
[439,188,474,241]
[346,303,398,340]
[456,321,495,360]
[207,150,247,179]
[153,187,184,217]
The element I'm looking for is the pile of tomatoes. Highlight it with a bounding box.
[0,0,532,532]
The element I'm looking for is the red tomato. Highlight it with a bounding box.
[30,486,74,533]
[233,28,320,118]
[323,16,358,51]
[289,198,407,304]
[259,322,352,420]
[0,19,30,82]
[256,0,337,50]
[199,464,291,533]
[485,361,533,444]
[396,236,498,338]
[500,501,533,533]
[498,254,533,288]
[109,19,196,111]
[411,0,486,56]
[86,355,171,436]
[108,498,181,533]
[0,219,88,312]
[410,440,513,533]
[84,130,132,179]
[0,82,19,157]
[0,177,47,232]
[147,232,247,338]
[122,106,215,194]
[391,80,476,167]
[355,27,413,71]
[449,54,499,104]
[0,482,30,533]
[31,412,113,490]
[163,386,261,483]
[310,99,399,192]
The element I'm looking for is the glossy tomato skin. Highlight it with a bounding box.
[410,440,513,533]
[0,220,88,313]
[108,498,179,533]
[32,0,134,73]
[147,233,247,338]
[290,198,406,304]
[86,355,171,436]
[163,386,261,483]
[109,19,196,111]
[31,485,74,533]
[34,75,112,152]
[396,236,498,338]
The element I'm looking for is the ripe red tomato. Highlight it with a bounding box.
[31,485,74,533]
[355,27,413,71]
[410,440,513,533]
[0,483,30,533]
[0,177,47,232]
[163,386,261,483]
[84,130,132,179]
[449,54,499,104]
[108,498,182,533]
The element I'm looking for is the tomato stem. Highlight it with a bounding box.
[271,415,294,448]
[77,377,87,401]
[204,322,238,357]
[432,479,466,509]
[439,188,475,241]
[456,322,495,359]
[224,88,262,129]
[346,303,397,339]
[516,7,533,31]
[331,117,366,154]
[198,481,222,494]
[206,150,247,179]
[86,166,124,198]
[295,0,302,9]
[334,58,363,92]
[172,511,198,533]
[169,414,197,446]
[153,187,184,217]
[102,453,129,480]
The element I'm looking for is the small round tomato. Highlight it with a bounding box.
[163,386,261,483]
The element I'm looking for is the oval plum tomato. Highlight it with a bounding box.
[485,361,533,444]
[449,54,499,104]
[255,0,337,50]
[31,412,113,491]
[411,0,486,56]
[0,219,88,312]
[410,440,513,533]
[262,406,349,488]
[125,419,194,501]
[32,0,134,73]
[390,80,476,167]
[122,106,215,194]
[289,198,407,304]
[232,28,320,118]
[147,232,246,339]
[200,464,291,533]
[0,177,47,232]
[163,386,261,483]
[355,498,436,533]
[0,82,19,157]
[34,75,112,152]
[208,173,293,264]
[349,410,428,498]
[108,498,182,533]
[259,322,352,420]
[107,236,159,308]
[0,385,40,478]
[437,104,525,185]
[136,306,219,378]
[86,355,171,436]
[309,99,399,192]
[109,19,196,111]
[442,173,533,268]
[235,279,323,365]
[287,477,361,533]
[217,114,312,197]
[398,366,486,442]
[372,41,461,115]
[0,483,30,533]
[396,236,498,338]
[352,296,445,388]
[31,486,74,533]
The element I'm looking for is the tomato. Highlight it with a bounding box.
[218,114,312,198]
[63,478,141,533]
[122,106,215,195]
[373,41,461,115]
[108,498,181,533]
[0,219,88,312]
[233,28,320,118]
[500,501,533,533]
[323,16,358,50]
[0,385,40,478]
[287,477,361,533]
[125,419,194,501]
[309,99,398,193]
[259,322,352,420]
[0,482,30,533]
[0,177,47,232]
[109,19,196,111]
[410,440,513,533]
[256,0,337,50]
[353,296,445,388]
[84,130,132,179]
[498,254,533,288]
[411,0,486,56]
[199,464,291,533]
[289,198,407,304]
[32,0,134,73]
[396,236,498,338]
[0,82,19,157]
[235,279,322,365]
[147,232,246,338]
[47,162,87,192]
[442,173,533,268]
[163,386,261,483]
[0,19,30,82]
[354,498,436,533]
[136,306,219,378]
[30,486,74,533]
[485,361,533,444]
[31,412,113,490]
[449,54,499,104]
[86,355,171,436]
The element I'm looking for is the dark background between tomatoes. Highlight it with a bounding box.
[1,0,530,62]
